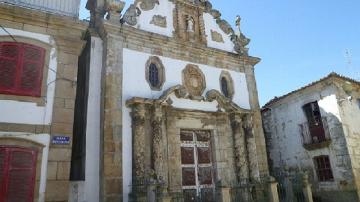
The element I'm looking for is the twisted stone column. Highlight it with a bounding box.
[131,104,147,182]
[231,113,249,183]
[242,114,260,181]
[152,105,164,179]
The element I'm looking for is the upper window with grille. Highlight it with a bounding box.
[314,155,334,182]
[0,42,45,97]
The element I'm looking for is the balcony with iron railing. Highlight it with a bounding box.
[0,0,80,17]
[299,117,331,150]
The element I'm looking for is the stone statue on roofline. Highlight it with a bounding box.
[231,15,250,55]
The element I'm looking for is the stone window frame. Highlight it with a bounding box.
[145,56,165,91]
[0,36,51,106]
[219,71,234,100]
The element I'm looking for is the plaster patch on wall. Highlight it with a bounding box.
[150,15,167,28]
[211,30,224,43]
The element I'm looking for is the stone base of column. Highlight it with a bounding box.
[221,187,231,202]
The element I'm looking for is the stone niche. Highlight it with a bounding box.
[173,1,207,44]
[126,85,261,202]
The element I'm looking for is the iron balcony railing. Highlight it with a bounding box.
[299,117,331,148]
[1,0,80,17]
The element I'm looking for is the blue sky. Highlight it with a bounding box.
[80,0,360,106]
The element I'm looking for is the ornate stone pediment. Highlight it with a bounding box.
[126,85,250,114]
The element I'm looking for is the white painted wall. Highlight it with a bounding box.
[264,85,353,190]
[0,28,57,125]
[203,13,235,53]
[122,48,250,201]
[134,0,175,37]
[0,132,50,202]
[84,37,102,202]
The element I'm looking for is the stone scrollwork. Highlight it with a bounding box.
[123,4,141,26]
[182,64,206,98]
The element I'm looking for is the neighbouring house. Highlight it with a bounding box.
[0,0,86,202]
[74,0,270,201]
[262,73,360,202]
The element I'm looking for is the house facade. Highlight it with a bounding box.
[262,73,360,202]
[0,1,86,202]
[76,0,270,201]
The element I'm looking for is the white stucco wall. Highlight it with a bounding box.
[0,28,57,125]
[264,85,353,190]
[84,37,102,202]
[135,0,175,37]
[122,48,250,201]
[203,13,235,53]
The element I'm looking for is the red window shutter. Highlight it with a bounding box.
[0,148,7,202]
[19,45,45,96]
[0,42,45,97]
[0,147,37,202]
[0,43,19,93]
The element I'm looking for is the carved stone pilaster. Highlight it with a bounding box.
[131,104,147,180]
[242,114,260,181]
[230,113,249,182]
[151,105,164,180]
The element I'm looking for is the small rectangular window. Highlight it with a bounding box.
[314,155,334,182]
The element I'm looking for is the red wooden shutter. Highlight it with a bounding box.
[19,45,45,96]
[0,43,19,93]
[0,148,7,202]
[0,147,37,202]
[0,42,45,97]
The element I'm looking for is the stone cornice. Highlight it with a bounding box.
[100,22,260,71]
[0,3,88,36]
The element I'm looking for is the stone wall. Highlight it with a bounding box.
[335,79,360,199]
[0,4,86,202]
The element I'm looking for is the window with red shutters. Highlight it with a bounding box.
[0,146,38,202]
[0,42,45,97]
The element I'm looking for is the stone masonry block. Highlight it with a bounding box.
[57,161,70,180]
[48,148,71,161]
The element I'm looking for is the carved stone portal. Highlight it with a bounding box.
[126,85,260,201]
[182,64,206,98]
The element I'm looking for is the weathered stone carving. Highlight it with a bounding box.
[231,16,250,55]
[131,104,147,179]
[182,65,206,98]
[136,0,159,11]
[216,19,234,35]
[150,15,167,28]
[211,30,224,43]
[230,113,250,182]
[210,9,221,19]
[105,0,125,20]
[123,4,141,26]
[242,114,260,181]
[151,106,164,180]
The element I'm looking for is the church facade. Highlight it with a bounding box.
[77,0,270,201]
